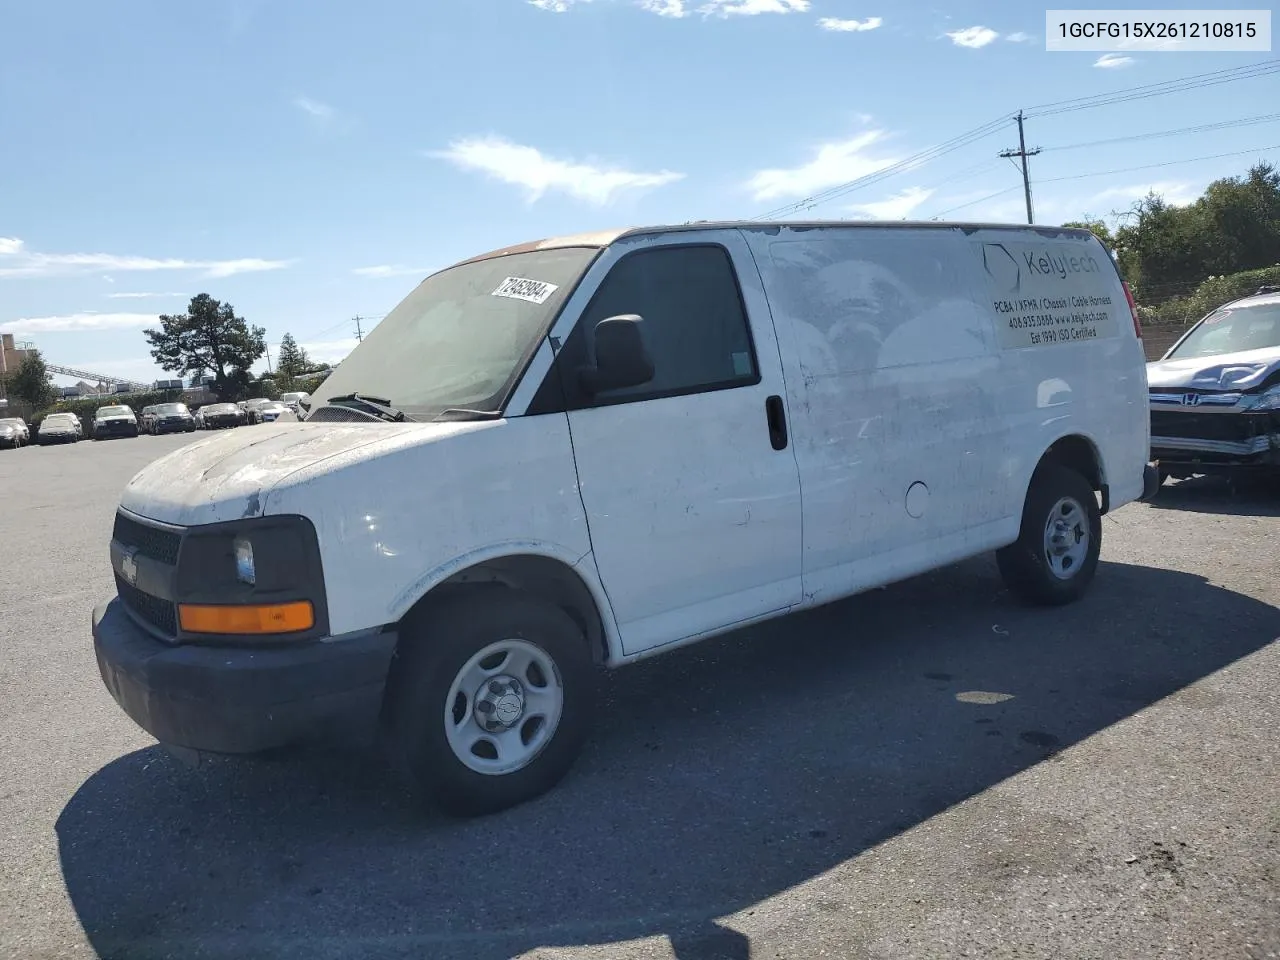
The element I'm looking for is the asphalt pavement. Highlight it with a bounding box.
[0,433,1277,960]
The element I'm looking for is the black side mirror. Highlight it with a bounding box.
[578,314,655,396]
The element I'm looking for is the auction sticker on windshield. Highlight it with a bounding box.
[492,276,559,305]
[974,238,1121,350]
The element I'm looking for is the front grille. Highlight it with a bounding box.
[113,512,182,565]
[115,573,178,637]
[1150,411,1259,444]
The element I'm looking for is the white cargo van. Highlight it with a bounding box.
[93,221,1158,816]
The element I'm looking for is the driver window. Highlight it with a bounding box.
[572,244,760,407]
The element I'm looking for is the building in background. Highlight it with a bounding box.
[0,333,34,382]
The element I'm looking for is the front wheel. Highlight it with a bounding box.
[996,462,1101,606]
[385,588,595,817]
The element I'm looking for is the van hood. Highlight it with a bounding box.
[120,422,429,526]
[1146,345,1280,392]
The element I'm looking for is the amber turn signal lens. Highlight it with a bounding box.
[178,601,314,635]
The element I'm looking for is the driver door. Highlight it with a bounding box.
[547,232,804,657]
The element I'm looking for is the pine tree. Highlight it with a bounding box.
[276,333,311,379]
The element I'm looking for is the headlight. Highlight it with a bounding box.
[233,536,255,585]
[1252,385,1280,411]
[174,515,328,641]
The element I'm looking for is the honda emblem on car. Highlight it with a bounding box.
[120,549,138,587]
[1181,393,1202,406]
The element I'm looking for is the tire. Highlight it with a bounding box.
[996,462,1101,606]
[385,588,596,818]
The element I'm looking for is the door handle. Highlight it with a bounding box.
[765,394,788,451]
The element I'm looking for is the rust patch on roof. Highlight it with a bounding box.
[450,227,633,269]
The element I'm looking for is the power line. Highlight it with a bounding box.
[923,142,1280,220]
[926,185,1022,220]
[751,114,1014,220]
[1042,113,1280,152]
[1036,142,1280,185]
[1024,59,1280,118]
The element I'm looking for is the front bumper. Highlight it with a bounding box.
[153,419,196,434]
[1149,408,1280,473]
[39,432,77,443]
[92,599,398,754]
[95,422,138,437]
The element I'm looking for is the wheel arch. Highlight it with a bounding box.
[390,545,621,667]
[1035,432,1109,512]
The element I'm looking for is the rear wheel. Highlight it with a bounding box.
[996,462,1101,606]
[385,588,595,817]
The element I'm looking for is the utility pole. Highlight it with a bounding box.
[353,316,364,342]
[264,342,273,375]
[998,111,1041,224]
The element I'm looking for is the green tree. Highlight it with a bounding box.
[275,333,311,380]
[7,350,58,409]
[144,294,266,401]
[1062,218,1115,248]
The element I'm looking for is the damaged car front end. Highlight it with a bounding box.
[1147,291,1280,480]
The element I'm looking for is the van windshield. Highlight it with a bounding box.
[310,246,599,419]
[1168,302,1280,359]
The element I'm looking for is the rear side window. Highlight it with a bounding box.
[556,244,759,409]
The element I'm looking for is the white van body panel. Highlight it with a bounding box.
[112,220,1149,670]
[545,229,804,657]
[740,223,1147,605]
[262,416,598,639]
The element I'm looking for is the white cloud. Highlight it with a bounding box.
[1094,54,1135,68]
[352,265,435,279]
[850,186,934,219]
[528,0,805,15]
[0,239,294,280]
[746,130,896,203]
[818,16,882,32]
[947,25,998,48]
[701,0,808,14]
[640,0,686,14]
[1005,31,1033,42]
[8,312,159,334]
[293,96,334,120]
[300,337,361,365]
[1089,180,1195,207]
[431,136,684,205]
[106,291,186,299]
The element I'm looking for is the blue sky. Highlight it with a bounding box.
[1,0,1276,385]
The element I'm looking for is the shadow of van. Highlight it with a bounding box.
[56,558,1280,960]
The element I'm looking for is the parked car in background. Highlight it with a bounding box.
[200,402,245,429]
[147,402,197,435]
[37,413,82,445]
[1147,287,1280,482]
[280,391,311,416]
[0,417,30,448]
[92,404,139,440]
[242,398,272,424]
[255,401,293,423]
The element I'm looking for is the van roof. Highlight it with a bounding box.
[453,220,1100,268]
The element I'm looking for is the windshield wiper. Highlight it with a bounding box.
[433,408,503,422]
[324,393,408,422]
